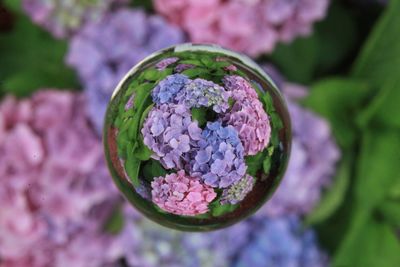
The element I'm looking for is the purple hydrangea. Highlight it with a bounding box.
[155,57,180,70]
[112,203,253,267]
[151,74,190,105]
[191,121,247,188]
[141,104,202,170]
[262,98,340,217]
[234,215,328,267]
[22,0,128,38]
[176,78,231,113]
[220,174,255,205]
[66,9,185,134]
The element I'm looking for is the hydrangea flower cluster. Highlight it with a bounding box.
[220,174,255,205]
[0,90,119,266]
[153,0,330,56]
[67,9,185,133]
[151,170,217,216]
[191,122,247,188]
[141,103,202,169]
[152,74,231,113]
[223,75,271,155]
[234,214,329,267]
[110,205,328,267]
[176,78,231,113]
[23,0,128,38]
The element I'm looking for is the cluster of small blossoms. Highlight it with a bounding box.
[152,74,231,113]
[66,9,185,133]
[191,122,247,188]
[0,90,119,266]
[23,0,128,38]
[141,103,202,169]
[223,75,271,155]
[151,170,217,216]
[220,174,255,205]
[153,0,330,56]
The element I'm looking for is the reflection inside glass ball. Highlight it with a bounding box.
[104,44,291,231]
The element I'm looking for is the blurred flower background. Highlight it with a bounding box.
[0,0,399,266]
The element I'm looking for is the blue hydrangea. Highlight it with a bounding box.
[234,215,328,267]
[151,74,190,105]
[176,78,230,113]
[190,122,247,188]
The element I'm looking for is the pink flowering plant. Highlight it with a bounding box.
[105,45,290,226]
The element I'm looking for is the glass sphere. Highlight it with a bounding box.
[104,44,291,231]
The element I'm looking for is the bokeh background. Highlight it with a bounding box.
[0,0,399,266]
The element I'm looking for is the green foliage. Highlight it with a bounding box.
[0,9,78,97]
[142,159,168,182]
[303,78,371,148]
[191,107,208,128]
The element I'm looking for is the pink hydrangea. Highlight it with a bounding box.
[151,170,217,216]
[0,90,119,266]
[153,0,330,56]
[222,75,271,155]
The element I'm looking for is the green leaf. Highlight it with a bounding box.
[245,150,267,176]
[306,157,350,225]
[333,216,400,267]
[125,152,141,187]
[355,129,400,207]
[303,78,371,148]
[140,69,160,81]
[142,159,168,182]
[191,107,207,128]
[378,200,400,227]
[270,35,318,84]
[211,203,238,217]
[262,157,271,174]
[133,141,152,161]
[156,68,173,82]
[356,78,400,129]
[181,68,207,78]
[0,13,78,96]
[352,0,400,88]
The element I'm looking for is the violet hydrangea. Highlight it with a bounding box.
[223,75,271,155]
[152,75,230,113]
[176,78,231,113]
[220,174,255,205]
[0,90,119,267]
[153,0,330,56]
[23,0,128,38]
[151,74,190,105]
[141,103,202,169]
[191,121,247,188]
[151,170,217,216]
[234,215,328,267]
[66,9,185,134]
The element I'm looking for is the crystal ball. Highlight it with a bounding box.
[104,44,291,231]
